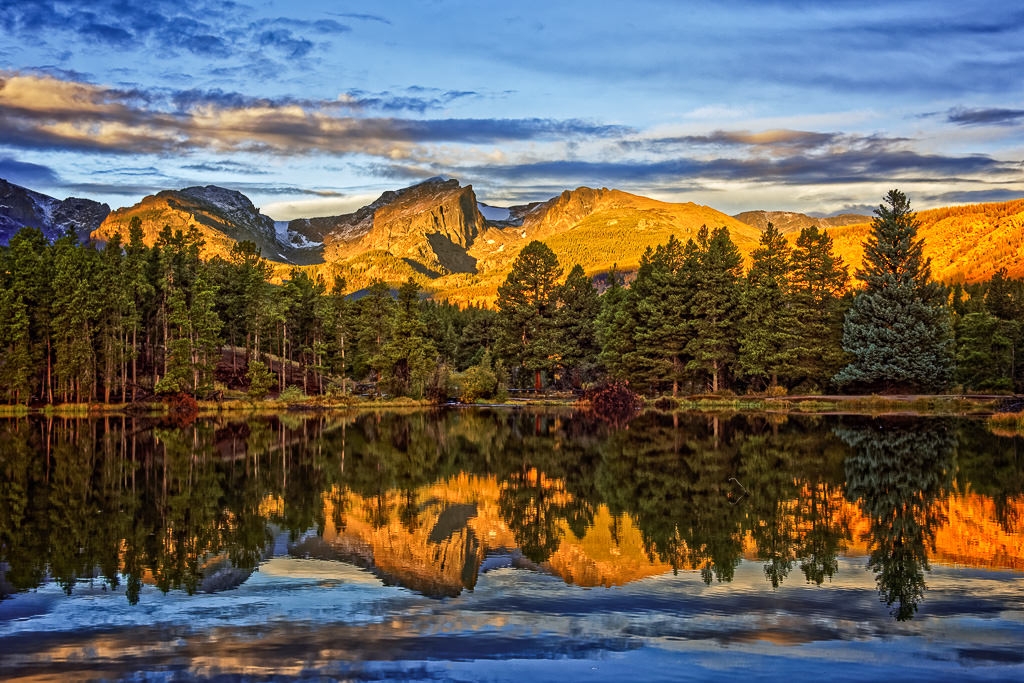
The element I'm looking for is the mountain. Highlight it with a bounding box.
[93,185,317,264]
[441,186,763,305]
[733,210,870,233]
[288,177,485,276]
[0,178,109,244]
[7,174,1024,300]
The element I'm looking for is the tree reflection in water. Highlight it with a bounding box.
[0,410,1019,622]
[838,418,955,621]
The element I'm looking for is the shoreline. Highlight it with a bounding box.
[0,392,1012,419]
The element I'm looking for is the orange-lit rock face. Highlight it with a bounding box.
[78,175,1024,306]
[547,506,673,587]
[318,475,517,597]
[301,475,1024,595]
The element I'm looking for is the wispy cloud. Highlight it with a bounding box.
[180,160,270,175]
[947,107,1024,126]
[449,144,1018,189]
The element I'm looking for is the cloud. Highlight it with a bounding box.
[257,29,315,58]
[623,130,843,154]
[181,160,271,175]
[923,188,1024,204]
[947,107,1024,126]
[329,12,391,25]
[0,156,60,185]
[453,145,1018,189]
[0,73,630,157]
[0,1,351,67]
[337,88,480,114]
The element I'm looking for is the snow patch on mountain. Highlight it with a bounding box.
[478,203,511,222]
[275,220,289,243]
[275,220,323,249]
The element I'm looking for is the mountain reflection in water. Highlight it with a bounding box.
[1,410,1023,680]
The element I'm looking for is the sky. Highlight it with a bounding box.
[1,0,1023,219]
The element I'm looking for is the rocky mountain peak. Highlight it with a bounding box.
[0,178,110,244]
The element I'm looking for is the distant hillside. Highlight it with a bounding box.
[733,210,870,233]
[822,198,1024,283]
[0,178,109,244]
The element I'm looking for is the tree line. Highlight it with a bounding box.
[1,190,1023,405]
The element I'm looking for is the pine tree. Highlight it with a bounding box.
[6,228,55,402]
[327,275,354,392]
[835,190,953,393]
[496,241,562,392]
[555,264,601,388]
[738,223,797,389]
[789,226,850,389]
[356,279,396,391]
[595,266,637,383]
[685,226,743,393]
[0,287,32,404]
[955,311,1016,391]
[379,278,436,398]
[50,234,99,402]
[984,268,1024,320]
[124,220,155,400]
[626,237,692,395]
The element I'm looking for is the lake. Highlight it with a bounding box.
[1,409,1022,681]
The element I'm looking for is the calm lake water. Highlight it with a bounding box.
[1,409,1023,681]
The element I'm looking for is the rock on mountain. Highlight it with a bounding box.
[0,178,110,244]
[289,177,486,276]
[93,185,314,264]
[733,209,870,233]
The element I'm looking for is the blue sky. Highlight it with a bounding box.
[1,0,1022,219]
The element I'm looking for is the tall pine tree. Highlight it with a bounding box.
[496,241,562,391]
[555,264,601,388]
[685,226,743,393]
[738,223,797,389]
[834,190,953,392]
[625,237,691,395]
[789,226,850,389]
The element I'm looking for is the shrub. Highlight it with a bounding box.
[584,381,642,424]
[246,360,275,400]
[453,363,498,403]
[163,392,198,426]
[278,385,306,403]
[653,396,678,411]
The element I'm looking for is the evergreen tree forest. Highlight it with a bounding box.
[2,190,1024,406]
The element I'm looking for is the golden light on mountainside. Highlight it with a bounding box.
[268,476,1024,593]
[87,177,1024,305]
[819,199,1024,284]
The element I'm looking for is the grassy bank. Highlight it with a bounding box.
[0,392,1010,419]
[645,393,1004,416]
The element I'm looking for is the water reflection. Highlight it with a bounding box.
[838,419,955,620]
[1,410,1022,621]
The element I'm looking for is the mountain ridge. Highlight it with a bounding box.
[2,176,1023,303]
